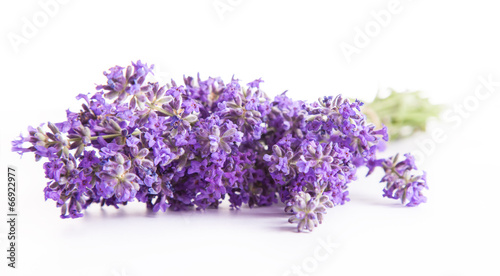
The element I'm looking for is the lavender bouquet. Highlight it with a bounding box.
[12,61,428,232]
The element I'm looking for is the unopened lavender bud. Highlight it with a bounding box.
[324,142,333,156]
[61,204,67,216]
[235,95,242,106]
[307,144,316,155]
[246,117,258,125]
[126,65,133,79]
[75,144,85,157]
[272,145,282,157]
[48,122,60,134]
[109,119,122,132]
[115,153,125,164]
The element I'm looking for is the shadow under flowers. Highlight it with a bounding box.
[76,200,299,232]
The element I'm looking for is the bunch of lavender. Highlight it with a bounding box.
[12,61,427,231]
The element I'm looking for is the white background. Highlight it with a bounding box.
[1,1,499,275]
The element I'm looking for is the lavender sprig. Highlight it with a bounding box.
[367,153,428,206]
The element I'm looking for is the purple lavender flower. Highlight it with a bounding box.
[287,188,334,232]
[305,95,388,164]
[368,153,428,206]
[98,154,140,202]
[196,116,243,155]
[156,89,198,136]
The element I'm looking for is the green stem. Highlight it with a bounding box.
[145,102,173,116]
[391,167,403,178]
[68,129,142,143]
